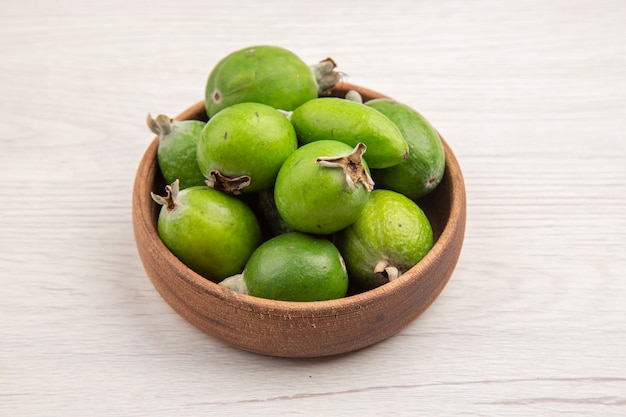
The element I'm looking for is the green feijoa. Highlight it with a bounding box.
[274,140,374,235]
[147,114,206,189]
[151,180,263,282]
[334,189,433,290]
[365,99,445,199]
[289,97,409,169]
[197,102,298,194]
[243,232,349,302]
[205,45,341,117]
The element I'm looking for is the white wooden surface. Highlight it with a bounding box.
[2,0,625,415]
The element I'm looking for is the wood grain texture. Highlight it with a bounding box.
[1,0,625,415]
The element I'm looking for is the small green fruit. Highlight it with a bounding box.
[205,45,340,117]
[147,114,206,189]
[366,99,445,199]
[243,232,349,302]
[274,140,374,235]
[196,102,298,194]
[289,97,409,169]
[335,189,433,290]
[151,180,263,282]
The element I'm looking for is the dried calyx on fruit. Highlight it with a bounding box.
[311,57,344,94]
[150,178,180,211]
[205,171,251,195]
[316,142,374,192]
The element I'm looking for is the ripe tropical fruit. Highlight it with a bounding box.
[365,99,445,199]
[289,97,409,169]
[334,189,434,290]
[146,114,206,189]
[205,45,341,117]
[242,232,349,302]
[151,180,263,282]
[274,140,374,235]
[196,102,298,194]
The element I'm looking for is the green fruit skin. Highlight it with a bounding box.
[205,45,318,118]
[334,189,433,290]
[197,102,298,193]
[244,232,348,302]
[290,98,409,169]
[157,119,207,189]
[365,99,445,199]
[157,186,263,282]
[274,140,371,235]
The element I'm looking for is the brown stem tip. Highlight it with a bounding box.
[206,170,251,195]
[146,113,174,137]
[218,273,248,294]
[374,260,400,281]
[151,179,180,211]
[311,57,344,94]
[316,142,375,192]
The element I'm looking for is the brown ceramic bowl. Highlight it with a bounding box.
[132,82,466,358]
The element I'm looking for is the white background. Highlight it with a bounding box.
[2,0,625,415]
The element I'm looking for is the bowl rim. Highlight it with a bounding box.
[134,82,466,318]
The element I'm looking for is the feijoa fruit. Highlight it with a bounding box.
[243,232,349,302]
[196,102,298,194]
[366,99,445,199]
[151,180,263,282]
[205,45,340,117]
[334,189,434,290]
[274,140,374,235]
[147,114,206,189]
[289,97,409,169]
